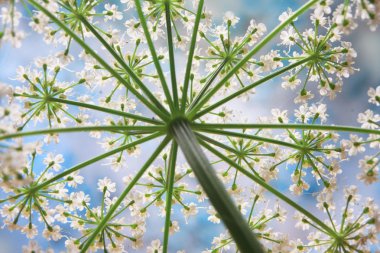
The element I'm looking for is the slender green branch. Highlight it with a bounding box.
[192,123,380,135]
[198,139,338,238]
[180,0,204,112]
[165,2,179,110]
[187,0,318,118]
[80,136,171,252]
[77,15,171,119]
[170,120,264,253]
[196,133,238,155]
[163,142,178,253]
[48,96,162,125]
[196,128,303,150]
[33,132,163,192]
[26,0,169,121]
[0,125,165,141]
[14,94,163,127]
[191,56,312,120]
[188,58,229,112]
[134,0,175,113]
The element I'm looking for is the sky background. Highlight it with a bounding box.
[1,0,380,252]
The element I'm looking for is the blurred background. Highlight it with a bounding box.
[1,0,380,252]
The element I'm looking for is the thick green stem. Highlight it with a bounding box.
[170,120,264,253]
[163,142,178,252]
[191,56,312,120]
[180,0,204,112]
[33,132,163,191]
[187,0,318,118]
[80,136,171,252]
[192,123,380,135]
[199,139,338,238]
[0,125,165,141]
[165,1,179,110]
[134,0,175,113]
[27,0,169,121]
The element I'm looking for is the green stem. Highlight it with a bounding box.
[165,1,179,110]
[187,0,318,118]
[198,139,338,238]
[190,56,312,120]
[32,132,163,192]
[27,0,169,121]
[192,123,380,135]
[170,120,264,253]
[180,0,204,112]
[48,96,162,125]
[134,0,175,113]
[196,128,303,150]
[188,58,229,112]
[79,136,171,252]
[0,126,165,141]
[163,142,178,252]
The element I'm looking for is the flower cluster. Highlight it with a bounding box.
[14,57,87,129]
[293,186,379,252]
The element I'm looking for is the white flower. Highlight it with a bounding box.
[66,172,84,188]
[271,108,288,123]
[207,207,220,224]
[368,86,380,106]
[309,104,328,122]
[280,27,297,46]
[182,202,198,222]
[97,177,116,196]
[282,74,301,90]
[357,109,380,129]
[42,225,62,241]
[21,224,38,239]
[341,134,366,156]
[278,8,295,23]
[147,239,162,253]
[22,241,42,253]
[294,104,312,123]
[43,153,64,171]
[0,82,13,99]
[103,4,123,21]
[223,11,239,26]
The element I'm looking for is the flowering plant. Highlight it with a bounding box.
[0,0,380,252]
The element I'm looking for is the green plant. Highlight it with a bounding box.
[0,0,379,252]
